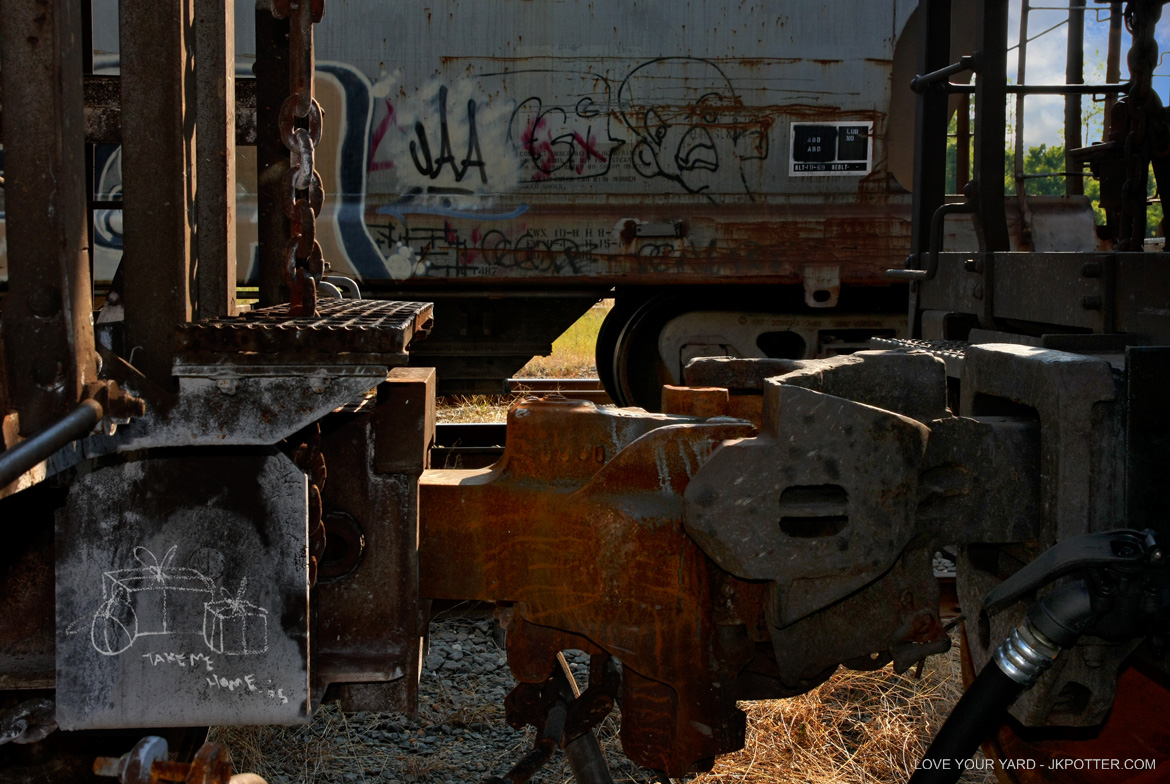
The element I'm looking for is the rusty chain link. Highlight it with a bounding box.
[0,698,57,746]
[1119,0,1168,248]
[291,424,328,588]
[271,0,327,316]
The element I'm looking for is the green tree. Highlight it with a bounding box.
[945,127,1162,237]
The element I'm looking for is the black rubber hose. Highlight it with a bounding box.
[909,580,1097,784]
[0,399,103,490]
[907,659,1025,784]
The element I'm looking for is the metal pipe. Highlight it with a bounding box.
[1066,0,1086,195]
[888,198,978,281]
[1014,0,1032,232]
[945,81,1130,94]
[322,275,363,299]
[908,581,1095,784]
[0,399,103,490]
[1104,3,1123,138]
[910,56,978,92]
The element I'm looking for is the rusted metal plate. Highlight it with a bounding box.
[420,398,758,776]
[176,299,433,364]
[117,365,393,450]
[315,370,434,713]
[55,452,309,729]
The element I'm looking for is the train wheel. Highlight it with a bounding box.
[600,294,694,410]
[957,626,1170,784]
[594,297,639,404]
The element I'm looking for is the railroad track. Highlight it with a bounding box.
[504,377,612,404]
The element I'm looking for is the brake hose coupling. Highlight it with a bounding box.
[994,618,1062,687]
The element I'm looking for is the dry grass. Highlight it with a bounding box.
[435,301,612,423]
[435,394,518,423]
[690,638,995,784]
[514,301,611,379]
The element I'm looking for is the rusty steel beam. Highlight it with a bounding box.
[316,368,436,713]
[0,75,257,146]
[910,0,952,259]
[254,8,292,307]
[195,0,238,319]
[0,0,99,434]
[972,0,1011,253]
[119,0,197,387]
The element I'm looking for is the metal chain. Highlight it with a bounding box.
[0,699,57,746]
[271,0,327,316]
[1118,0,1166,248]
[292,424,328,588]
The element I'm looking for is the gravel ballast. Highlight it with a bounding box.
[213,617,655,784]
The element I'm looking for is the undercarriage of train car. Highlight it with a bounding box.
[1,0,1169,783]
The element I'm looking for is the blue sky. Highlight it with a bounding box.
[1008,2,1170,149]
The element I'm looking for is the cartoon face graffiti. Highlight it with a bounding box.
[617,58,769,197]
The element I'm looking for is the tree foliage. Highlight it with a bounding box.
[944,121,1163,237]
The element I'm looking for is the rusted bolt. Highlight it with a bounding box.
[93,735,168,784]
[1082,260,1103,278]
[1081,295,1102,310]
[963,257,983,273]
[216,378,238,396]
[308,376,328,394]
[972,283,984,300]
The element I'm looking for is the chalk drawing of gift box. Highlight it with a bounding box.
[91,545,216,656]
[202,579,269,656]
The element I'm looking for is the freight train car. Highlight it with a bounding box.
[7,0,1107,406]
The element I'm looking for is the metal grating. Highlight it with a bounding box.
[869,337,967,377]
[177,299,434,364]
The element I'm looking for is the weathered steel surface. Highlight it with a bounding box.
[176,299,434,363]
[0,500,57,689]
[0,0,99,433]
[679,349,1042,681]
[960,344,1119,545]
[66,0,921,290]
[116,365,392,450]
[420,398,757,776]
[955,344,1132,730]
[194,0,239,319]
[315,368,435,713]
[56,452,309,729]
[686,383,931,593]
[119,0,198,388]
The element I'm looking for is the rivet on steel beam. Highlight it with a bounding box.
[1081,295,1102,310]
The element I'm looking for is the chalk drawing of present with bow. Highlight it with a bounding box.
[90,545,216,656]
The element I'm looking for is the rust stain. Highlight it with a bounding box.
[620,219,638,245]
[419,400,758,776]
